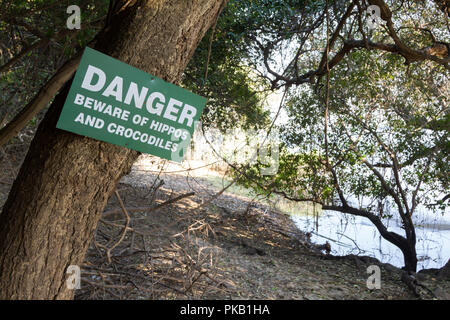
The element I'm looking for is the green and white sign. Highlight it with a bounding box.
[56,47,207,162]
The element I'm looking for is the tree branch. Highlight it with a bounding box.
[0,52,82,147]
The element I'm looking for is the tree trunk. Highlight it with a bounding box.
[400,243,418,272]
[0,0,227,300]
[402,218,418,272]
[324,205,419,272]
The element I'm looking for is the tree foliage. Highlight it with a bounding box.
[1,0,449,272]
[229,0,449,271]
[0,0,107,132]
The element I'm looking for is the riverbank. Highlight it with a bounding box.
[1,149,449,299]
[75,156,449,299]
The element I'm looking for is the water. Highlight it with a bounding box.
[291,208,450,271]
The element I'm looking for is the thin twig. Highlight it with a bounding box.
[103,191,131,263]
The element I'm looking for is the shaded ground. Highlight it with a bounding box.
[77,156,450,300]
[1,149,449,300]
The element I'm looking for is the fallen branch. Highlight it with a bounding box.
[102,191,195,218]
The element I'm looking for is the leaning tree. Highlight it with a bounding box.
[0,0,228,300]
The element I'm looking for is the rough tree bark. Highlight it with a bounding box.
[0,0,227,300]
